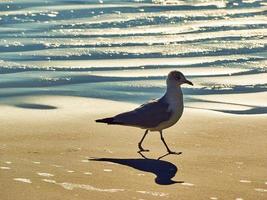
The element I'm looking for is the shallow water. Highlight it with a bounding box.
[0,0,266,114]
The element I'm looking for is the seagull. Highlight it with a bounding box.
[96,71,193,155]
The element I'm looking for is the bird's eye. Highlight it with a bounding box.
[176,75,181,80]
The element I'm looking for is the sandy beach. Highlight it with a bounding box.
[1,0,267,199]
[1,96,266,200]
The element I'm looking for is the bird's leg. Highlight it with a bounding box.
[138,129,149,152]
[157,152,170,160]
[160,130,182,155]
[138,151,149,159]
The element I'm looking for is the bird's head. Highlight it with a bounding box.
[167,70,193,87]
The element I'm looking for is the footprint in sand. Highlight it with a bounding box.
[239,180,251,183]
[255,188,267,193]
[136,191,169,197]
[1,161,12,169]
[42,179,56,183]
[181,182,194,187]
[13,178,32,184]
[84,172,92,175]
[0,166,11,170]
[210,197,218,200]
[37,172,54,177]
[51,164,63,168]
[42,179,124,193]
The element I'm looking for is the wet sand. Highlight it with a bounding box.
[0,96,266,200]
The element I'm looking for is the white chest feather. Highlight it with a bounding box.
[151,86,184,131]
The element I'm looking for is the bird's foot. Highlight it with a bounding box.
[167,151,182,155]
[138,145,149,152]
[157,151,182,160]
[138,148,149,153]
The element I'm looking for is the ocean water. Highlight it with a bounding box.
[0,0,266,114]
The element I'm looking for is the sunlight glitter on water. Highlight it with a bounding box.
[0,0,266,114]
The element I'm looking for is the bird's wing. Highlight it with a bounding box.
[113,99,171,128]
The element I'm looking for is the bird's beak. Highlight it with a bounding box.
[184,79,193,86]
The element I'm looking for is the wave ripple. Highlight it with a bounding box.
[0,0,266,114]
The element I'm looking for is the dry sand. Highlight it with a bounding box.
[0,96,266,200]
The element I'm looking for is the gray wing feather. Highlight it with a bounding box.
[113,99,171,128]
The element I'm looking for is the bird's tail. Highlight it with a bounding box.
[95,117,121,125]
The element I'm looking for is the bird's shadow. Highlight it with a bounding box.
[89,154,183,185]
